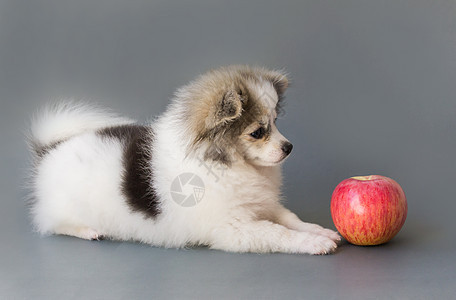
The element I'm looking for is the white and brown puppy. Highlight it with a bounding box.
[28,65,340,254]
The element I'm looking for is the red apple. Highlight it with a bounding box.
[330,175,407,246]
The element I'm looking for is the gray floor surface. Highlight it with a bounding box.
[1,0,455,299]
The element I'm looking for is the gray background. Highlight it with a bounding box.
[1,0,455,299]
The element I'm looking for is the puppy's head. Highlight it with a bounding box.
[177,65,292,167]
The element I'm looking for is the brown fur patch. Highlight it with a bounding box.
[98,125,160,218]
[33,140,63,158]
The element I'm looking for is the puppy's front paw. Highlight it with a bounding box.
[297,234,338,255]
[299,223,341,244]
[317,228,342,244]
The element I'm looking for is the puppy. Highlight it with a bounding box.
[28,65,340,254]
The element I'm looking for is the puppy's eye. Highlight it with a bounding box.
[274,117,278,123]
[238,89,243,96]
[250,127,265,139]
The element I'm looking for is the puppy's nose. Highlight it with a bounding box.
[281,142,293,156]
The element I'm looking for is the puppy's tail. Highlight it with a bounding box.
[28,100,135,156]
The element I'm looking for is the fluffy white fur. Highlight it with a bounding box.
[30,101,135,147]
[28,67,340,254]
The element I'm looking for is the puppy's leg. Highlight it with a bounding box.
[271,205,341,243]
[54,225,101,241]
[209,220,337,255]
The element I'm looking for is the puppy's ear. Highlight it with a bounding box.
[206,89,243,128]
[265,70,289,97]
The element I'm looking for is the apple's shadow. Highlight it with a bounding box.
[334,218,441,254]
